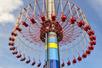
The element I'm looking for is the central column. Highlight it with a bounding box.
[46,0,60,68]
[46,0,55,19]
[47,32,60,68]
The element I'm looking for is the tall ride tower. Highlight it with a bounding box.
[8,0,96,68]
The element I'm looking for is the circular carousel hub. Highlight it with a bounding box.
[40,20,63,42]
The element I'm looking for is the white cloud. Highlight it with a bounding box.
[0,0,23,24]
[0,13,15,23]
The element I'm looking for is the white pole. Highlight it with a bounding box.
[46,0,55,20]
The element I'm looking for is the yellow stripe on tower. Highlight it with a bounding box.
[48,43,58,48]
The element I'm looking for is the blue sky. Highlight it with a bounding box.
[0,0,102,68]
